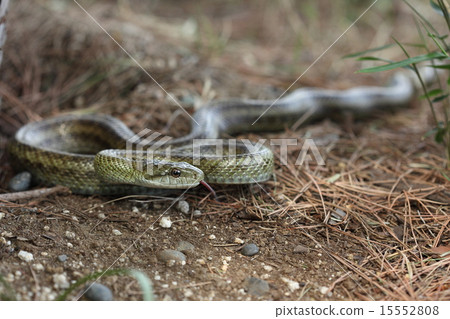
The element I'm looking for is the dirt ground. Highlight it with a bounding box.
[0,0,449,301]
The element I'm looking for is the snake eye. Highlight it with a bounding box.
[170,168,181,178]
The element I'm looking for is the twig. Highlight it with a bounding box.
[0,186,69,202]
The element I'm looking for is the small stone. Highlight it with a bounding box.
[32,263,44,271]
[196,259,206,265]
[58,255,68,262]
[98,213,106,219]
[18,250,34,262]
[293,245,310,253]
[67,243,73,248]
[184,288,194,298]
[8,171,32,192]
[53,273,70,289]
[84,283,113,301]
[329,208,346,225]
[132,206,139,213]
[62,209,70,214]
[319,286,328,294]
[0,212,5,220]
[65,231,76,239]
[245,277,270,297]
[193,210,202,216]
[319,286,332,297]
[157,249,186,264]
[281,277,300,292]
[234,237,245,244]
[263,265,273,272]
[177,200,189,214]
[208,234,216,240]
[159,216,172,228]
[43,225,50,231]
[176,241,195,254]
[112,229,122,236]
[241,243,259,256]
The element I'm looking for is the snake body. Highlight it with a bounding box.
[8,70,425,195]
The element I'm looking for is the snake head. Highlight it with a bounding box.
[135,161,205,189]
[94,151,204,189]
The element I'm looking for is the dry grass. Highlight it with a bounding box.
[0,0,449,300]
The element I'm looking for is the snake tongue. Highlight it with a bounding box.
[200,180,217,200]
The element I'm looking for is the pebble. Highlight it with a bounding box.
[53,273,70,289]
[84,283,114,301]
[32,263,44,271]
[193,210,202,217]
[8,171,32,192]
[245,277,270,297]
[319,286,332,297]
[0,212,5,220]
[157,249,186,264]
[329,208,347,225]
[65,231,76,239]
[18,250,34,262]
[159,216,172,228]
[241,243,259,256]
[176,241,195,254]
[112,229,122,236]
[293,245,310,253]
[234,237,245,244]
[58,255,68,262]
[281,277,300,292]
[177,200,189,214]
[208,234,216,240]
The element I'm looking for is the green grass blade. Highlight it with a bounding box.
[433,93,450,102]
[343,44,394,58]
[356,56,394,63]
[357,52,446,73]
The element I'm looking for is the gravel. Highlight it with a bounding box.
[84,283,114,301]
[177,200,189,214]
[58,254,68,262]
[8,171,32,192]
[245,277,270,297]
[157,249,187,264]
[159,216,172,228]
[18,250,34,262]
[176,241,195,254]
[241,243,259,256]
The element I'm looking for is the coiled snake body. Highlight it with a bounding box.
[8,71,424,195]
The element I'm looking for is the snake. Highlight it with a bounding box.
[8,69,433,195]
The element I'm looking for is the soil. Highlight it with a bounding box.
[0,0,448,301]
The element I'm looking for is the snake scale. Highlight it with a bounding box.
[8,70,430,195]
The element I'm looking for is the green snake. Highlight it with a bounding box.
[8,70,428,195]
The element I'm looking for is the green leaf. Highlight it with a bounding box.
[429,63,450,69]
[430,0,444,15]
[435,127,446,143]
[421,88,444,99]
[356,56,394,63]
[343,44,395,59]
[432,93,449,102]
[357,52,447,73]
